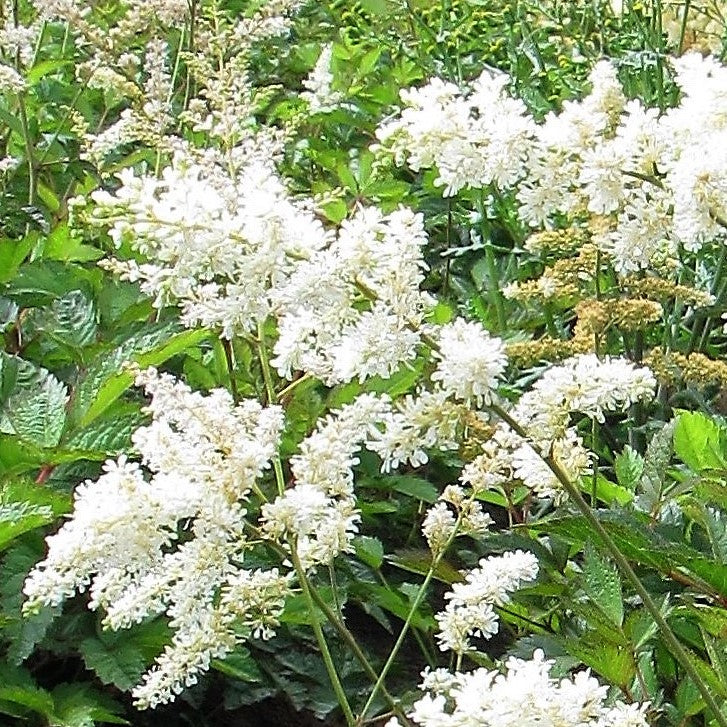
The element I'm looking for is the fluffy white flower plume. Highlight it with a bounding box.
[92,154,329,338]
[461,355,654,500]
[376,54,727,274]
[301,44,342,113]
[435,550,538,653]
[272,206,433,385]
[261,393,391,570]
[24,369,288,709]
[376,69,535,196]
[431,319,507,406]
[407,650,650,727]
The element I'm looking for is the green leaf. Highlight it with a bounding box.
[0,501,54,552]
[353,535,384,569]
[79,619,169,691]
[680,497,727,561]
[0,236,36,284]
[351,582,435,630]
[0,366,67,447]
[31,289,97,349]
[212,648,263,682]
[51,683,128,726]
[528,510,727,597]
[0,543,60,663]
[614,445,644,490]
[79,637,147,692]
[582,542,623,627]
[26,59,73,85]
[564,636,634,688]
[386,549,462,584]
[674,411,727,472]
[72,325,208,426]
[636,419,675,514]
[365,474,438,503]
[43,224,104,263]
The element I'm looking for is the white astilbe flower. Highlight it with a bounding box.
[431,319,507,406]
[409,650,650,727]
[0,63,27,94]
[301,43,342,113]
[435,550,538,653]
[261,394,391,569]
[24,369,288,709]
[460,355,654,501]
[93,154,328,338]
[272,206,433,384]
[421,486,494,556]
[511,429,593,502]
[367,388,466,472]
[376,70,535,195]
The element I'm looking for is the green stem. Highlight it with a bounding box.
[257,321,286,497]
[477,193,506,333]
[221,337,239,403]
[290,547,356,727]
[357,520,461,724]
[17,93,37,207]
[490,403,727,727]
[677,0,692,55]
[307,587,412,725]
[244,522,410,723]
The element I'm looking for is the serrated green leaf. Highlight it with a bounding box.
[63,406,144,453]
[353,535,384,568]
[680,498,727,560]
[79,618,169,691]
[1,371,67,447]
[564,636,634,688]
[582,542,623,627]
[0,542,59,663]
[636,420,675,514]
[0,501,54,551]
[528,510,727,597]
[674,411,727,472]
[31,289,97,349]
[79,637,147,691]
[72,324,208,426]
[614,445,644,490]
[51,683,128,726]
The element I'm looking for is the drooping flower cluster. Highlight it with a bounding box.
[462,354,656,501]
[92,155,328,339]
[261,393,391,570]
[391,649,649,727]
[435,550,539,653]
[23,368,288,709]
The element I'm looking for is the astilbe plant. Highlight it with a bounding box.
[6,1,727,726]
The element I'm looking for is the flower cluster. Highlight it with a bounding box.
[462,354,655,501]
[23,368,288,708]
[261,393,391,570]
[377,54,727,277]
[435,550,538,653]
[389,649,649,727]
[376,70,534,196]
[92,155,328,339]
